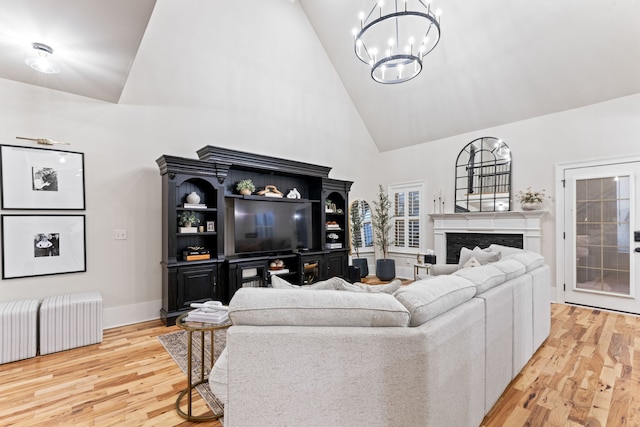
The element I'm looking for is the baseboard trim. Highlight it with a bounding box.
[103,299,161,329]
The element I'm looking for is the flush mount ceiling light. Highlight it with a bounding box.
[352,0,441,84]
[25,42,60,74]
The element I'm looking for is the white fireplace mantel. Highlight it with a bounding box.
[429,211,547,262]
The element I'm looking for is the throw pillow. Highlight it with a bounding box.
[458,246,501,269]
[270,275,341,290]
[462,257,481,268]
[336,278,402,294]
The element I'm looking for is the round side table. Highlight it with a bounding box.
[413,263,431,280]
[174,311,231,422]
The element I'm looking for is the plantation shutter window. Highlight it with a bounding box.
[390,183,424,253]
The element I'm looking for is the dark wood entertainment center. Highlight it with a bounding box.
[156,146,352,325]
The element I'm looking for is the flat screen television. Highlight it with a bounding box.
[234,198,313,254]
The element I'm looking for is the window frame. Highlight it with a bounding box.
[389,181,425,255]
[350,199,374,254]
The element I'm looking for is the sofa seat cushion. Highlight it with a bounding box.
[458,247,501,269]
[229,288,410,327]
[453,264,507,294]
[271,275,401,294]
[271,275,343,290]
[503,252,545,272]
[336,279,402,294]
[393,276,476,326]
[492,259,527,281]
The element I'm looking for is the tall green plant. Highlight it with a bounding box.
[350,200,363,259]
[372,184,393,259]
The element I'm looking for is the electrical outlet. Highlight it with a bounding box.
[114,229,127,240]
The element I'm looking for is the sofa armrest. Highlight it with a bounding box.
[429,264,460,276]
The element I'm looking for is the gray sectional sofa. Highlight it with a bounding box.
[210,244,550,427]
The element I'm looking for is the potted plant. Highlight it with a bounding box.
[372,184,395,281]
[178,210,199,233]
[236,179,256,196]
[325,198,334,213]
[516,187,548,211]
[350,200,369,278]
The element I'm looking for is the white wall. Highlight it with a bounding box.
[2,0,638,325]
[0,0,380,328]
[377,94,640,287]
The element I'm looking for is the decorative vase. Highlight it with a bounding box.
[376,259,395,281]
[287,188,301,199]
[521,202,541,211]
[186,192,200,204]
[240,188,252,196]
[353,258,369,278]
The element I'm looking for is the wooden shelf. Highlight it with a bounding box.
[226,194,319,204]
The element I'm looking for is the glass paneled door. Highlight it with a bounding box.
[563,162,640,313]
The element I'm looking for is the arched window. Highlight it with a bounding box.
[455,137,512,212]
[350,199,373,255]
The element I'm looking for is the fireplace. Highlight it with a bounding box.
[445,233,523,264]
[430,211,546,265]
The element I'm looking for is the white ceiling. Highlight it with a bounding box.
[0,0,155,103]
[0,0,639,152]
[299,0,640,151]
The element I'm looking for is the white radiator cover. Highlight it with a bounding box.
[40,292,103,355]
[0,299,39,364]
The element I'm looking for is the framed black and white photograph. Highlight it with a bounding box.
[1,214,86,279]
[206,221,215,232]
[0,145,85,210]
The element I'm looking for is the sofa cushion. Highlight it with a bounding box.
[492,259,527,281]
[453,264,507,294]
[209,346,228,404]
[458,247,501,268]
[429,264,460,276]
[336,279,402,294]
[271,275,342,290]
[503,251,545,272]
[393,276,477,326]
[488,244,524,257]
[229,288,410,327]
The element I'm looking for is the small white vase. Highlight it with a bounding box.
[186,192,200,204]
[287,188,301,199]
[521,202,541,211]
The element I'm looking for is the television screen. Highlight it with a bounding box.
[234,199,312,254]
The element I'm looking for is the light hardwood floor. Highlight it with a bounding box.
[0,303,637,426]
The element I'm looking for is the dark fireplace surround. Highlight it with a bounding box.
[445,232,523,264]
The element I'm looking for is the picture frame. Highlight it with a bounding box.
[1,214,86,279]
[206,221,215,232]
[0,145,85,210]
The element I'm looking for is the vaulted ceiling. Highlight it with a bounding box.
[1,0,639,152]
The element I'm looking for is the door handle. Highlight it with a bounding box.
[635,247,640,253]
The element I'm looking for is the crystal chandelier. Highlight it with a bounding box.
[353,0,441,84]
